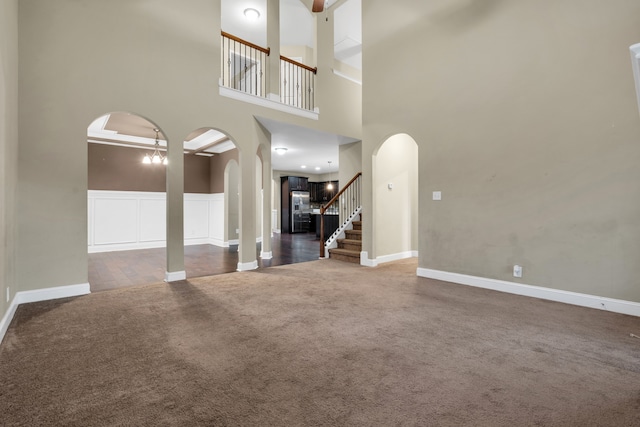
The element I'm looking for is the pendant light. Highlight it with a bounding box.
[326,161,334,190]
[143,128,168,165]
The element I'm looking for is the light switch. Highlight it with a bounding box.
[432,191,442,201]
[388,183,393,190]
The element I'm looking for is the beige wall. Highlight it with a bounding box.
[339,141,362,186]
[374,134,418,258]
[210,148,239,194]
[16,0,361,291]
[1,0,18,320]
[363,0,640,301]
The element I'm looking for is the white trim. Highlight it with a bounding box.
[376,251,418,264]
[360,250,418,267]
[360,251,378,267]
[89,241,166,253]
[15,283,91,305]
[165,271,186,282]
[332,68,362,85]
[219,85,319,120]
[260,251,273,260]
[417,268,640,318]
[0,300,19,345]
[228,239,239,246]
[1,283,91,345]
[237,260,259,272]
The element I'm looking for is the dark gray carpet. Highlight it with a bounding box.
[1,259,639,426]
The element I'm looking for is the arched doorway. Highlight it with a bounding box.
[372,133,419,264]
[180,127,243,278]
[87,112,168,291]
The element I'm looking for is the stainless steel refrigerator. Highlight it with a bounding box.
[290,191,310,233]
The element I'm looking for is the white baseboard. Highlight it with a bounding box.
[417,268,640,318]
[0,283,91,345]
[89,241,166,253]
[165,271,186,282]
[360,251,418,267]
[360,251,377,267]
[260,251,273,260]
[237,260,258,272]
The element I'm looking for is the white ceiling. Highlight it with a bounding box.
[257,116,359,174]
[221,0,361,70]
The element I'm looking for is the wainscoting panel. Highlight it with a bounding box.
[93,198,138,245]
[209,195,225,246]
[88,191,225,253]
[139,199,167,243]
[184,197,211,241]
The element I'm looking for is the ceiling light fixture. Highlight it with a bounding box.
[143,128,168,165]
[274,147,288,155]
[244,8,260,20]
[327,161,334,190]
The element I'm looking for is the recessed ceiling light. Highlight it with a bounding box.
[315,166,321,171]
[244,8,260,20]
[301,165,307,169]
[274,147,288,155]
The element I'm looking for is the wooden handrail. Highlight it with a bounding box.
[221,31,271,55]
[320,172,361,215]
[320,172,362,258]
[280,55,318,74]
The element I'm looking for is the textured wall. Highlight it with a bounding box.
[0,0,18,320]
[363,0,640,301]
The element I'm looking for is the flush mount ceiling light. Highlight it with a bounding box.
[143,128,168,165]
[244,8,260,20]
[274,147,288,155]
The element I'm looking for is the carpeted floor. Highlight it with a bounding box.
[1,259,639,426]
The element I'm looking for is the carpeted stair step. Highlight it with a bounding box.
[345,229,362,241]
[328,248,360,263]
[352,221,362,231]
[337,238,362,252]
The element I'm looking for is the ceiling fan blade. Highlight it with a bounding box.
[312,0,324,13]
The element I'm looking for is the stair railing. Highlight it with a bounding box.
[320,172,362,258]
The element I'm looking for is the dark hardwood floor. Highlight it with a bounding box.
[88,232,321,292]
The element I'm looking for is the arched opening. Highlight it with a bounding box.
[372,133,419,263]
[87,112,168,291]
[180,127,243,278]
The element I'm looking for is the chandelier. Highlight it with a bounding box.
[143,128,168,165]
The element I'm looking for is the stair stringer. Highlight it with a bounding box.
[324,206,362,258]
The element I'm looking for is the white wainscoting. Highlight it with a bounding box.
[88,191,225,253]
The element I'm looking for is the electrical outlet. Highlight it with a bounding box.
[513,265,523,278]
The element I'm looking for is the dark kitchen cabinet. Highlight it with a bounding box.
[287,176,308,191]
[309,181,339,204]
[281,176,310,233]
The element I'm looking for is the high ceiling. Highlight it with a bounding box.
[87,0,361,174]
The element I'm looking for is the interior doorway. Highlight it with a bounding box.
[87,112,168,291]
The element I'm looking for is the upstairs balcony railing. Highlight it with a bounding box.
[221,31,269,98]
[280,56,317,111]
[220,31,317,111]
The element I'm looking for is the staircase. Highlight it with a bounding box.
[328,219,362,263]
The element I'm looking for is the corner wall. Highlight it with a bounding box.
[363,0,640,302]
[0,0,18,327]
